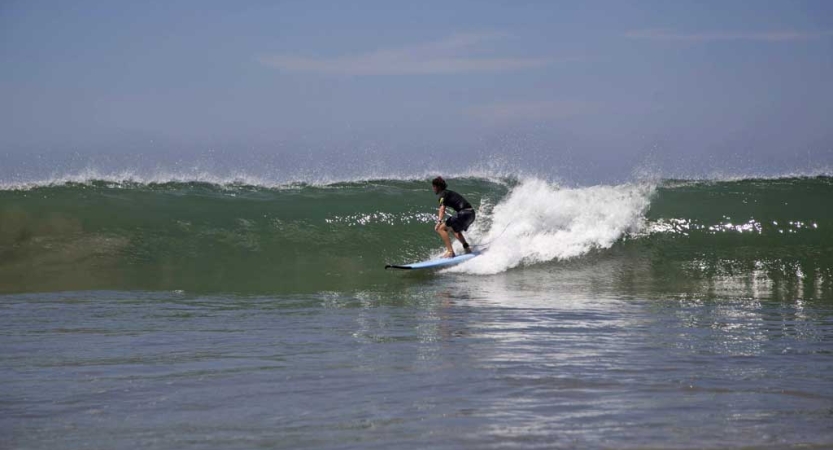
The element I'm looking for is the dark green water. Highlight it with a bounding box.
[1,176,831,296]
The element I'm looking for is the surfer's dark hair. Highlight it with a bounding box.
[432,176,447,190]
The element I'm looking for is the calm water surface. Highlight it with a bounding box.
[2,268,832,449]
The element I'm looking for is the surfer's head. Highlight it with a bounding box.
[432,176,447,193]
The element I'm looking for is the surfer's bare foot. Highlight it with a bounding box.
[463,246,472,254]
[442,251,455,258]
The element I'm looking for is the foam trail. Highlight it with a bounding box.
[450,178,654,274]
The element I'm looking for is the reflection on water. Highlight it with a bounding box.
[646,216,821,237]
[313,267,833,447]
[2,262,832,449]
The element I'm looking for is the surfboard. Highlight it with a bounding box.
[385,251,480,270]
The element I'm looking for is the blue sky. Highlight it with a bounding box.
[2,0,832,182]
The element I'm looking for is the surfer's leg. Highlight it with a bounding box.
[435,224,455,257]
[451,210,473,253]
[453,231,471,253]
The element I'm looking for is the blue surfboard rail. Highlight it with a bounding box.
[385,251,480,270]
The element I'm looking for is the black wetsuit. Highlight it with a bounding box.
[437,189,475,232]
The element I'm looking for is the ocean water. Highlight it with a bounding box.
[1,175,832,449]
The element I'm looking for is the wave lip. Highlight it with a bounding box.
[0,166,523,192]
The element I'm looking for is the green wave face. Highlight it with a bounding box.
[0,176,831,299]
[0,179,509,293]
[633,177,833,300]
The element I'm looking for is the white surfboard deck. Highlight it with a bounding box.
[385,250,481,270]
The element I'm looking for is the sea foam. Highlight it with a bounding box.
[449,178,654,274]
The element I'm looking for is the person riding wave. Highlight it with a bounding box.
[431,176,475,258]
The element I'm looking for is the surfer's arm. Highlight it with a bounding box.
[435,205,447,230]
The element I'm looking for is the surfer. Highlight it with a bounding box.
[432,176,475,258]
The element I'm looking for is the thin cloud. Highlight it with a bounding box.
[467,100,599,123]
[259,33,552,75]
[625,29,833,42]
